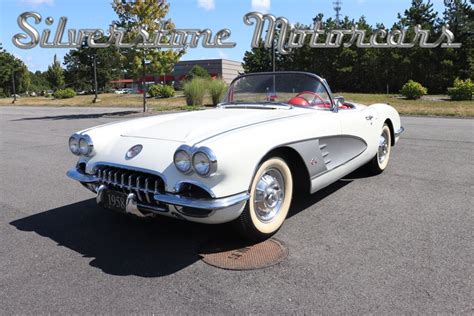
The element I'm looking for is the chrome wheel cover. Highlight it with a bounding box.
[378,129,389,164]
[253,168,285,223]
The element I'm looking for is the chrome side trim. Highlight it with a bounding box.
[67,168,98,183]
[154,191,249,210]
[395,126,405,137]
[310,147,365,180]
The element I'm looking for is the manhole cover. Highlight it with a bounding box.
[200,238,288,270]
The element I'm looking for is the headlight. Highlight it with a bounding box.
[69,134,80,155]
[173,146,192,174]
[69,134,94,156]
[78,134,94,156]
[192,147,217,177]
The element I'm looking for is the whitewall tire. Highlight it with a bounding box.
[235,157,293,242]
[367,124,392,174]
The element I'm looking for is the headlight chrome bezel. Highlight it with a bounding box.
[192,147,217,177]
[173,145,193,174]
[68,134,80,155]
[173,145,217,177]
[69,133,94,157]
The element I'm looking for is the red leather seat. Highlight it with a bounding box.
[288,97,351,109]
[288,97,310,107]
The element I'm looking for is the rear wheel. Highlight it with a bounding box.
[235,157,293,242]
[367,124,392,174]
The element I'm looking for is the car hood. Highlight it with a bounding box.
[120,108,306,144]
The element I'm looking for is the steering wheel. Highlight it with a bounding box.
[296,91,326,106]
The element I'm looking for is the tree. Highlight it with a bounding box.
[63,41,123,91]
[243,41,273,73]
[397,0,439,28]
[241,0,470,94]
[443,0,474,80]
[46,55,64,90]
[0,47,30,96]
[29,70,51,93]
[186,65,211,80]
[152,49,182,84]
[111,0,184,80]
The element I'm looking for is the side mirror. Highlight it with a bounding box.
[334,96,345,107]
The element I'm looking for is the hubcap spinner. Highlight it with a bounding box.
[253,168,285,223]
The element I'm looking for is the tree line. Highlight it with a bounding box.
[243,0,473,94]
[1,0,471,97]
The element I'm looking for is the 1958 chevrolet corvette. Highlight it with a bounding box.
[67,71,404,241]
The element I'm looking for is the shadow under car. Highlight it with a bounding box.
[10,177,360,277]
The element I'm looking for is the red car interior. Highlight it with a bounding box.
[287,91,352,109]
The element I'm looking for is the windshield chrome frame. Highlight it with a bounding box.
[223,71,336,113]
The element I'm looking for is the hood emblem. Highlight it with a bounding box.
[126,144,143,160]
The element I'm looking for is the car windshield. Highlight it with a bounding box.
[222,72,333,109]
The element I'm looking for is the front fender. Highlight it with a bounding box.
[196,112,340,197]
[368,103,403,145]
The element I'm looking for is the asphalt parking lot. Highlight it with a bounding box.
[1,106,472,314]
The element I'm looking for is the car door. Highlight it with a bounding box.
[337,104,378,166]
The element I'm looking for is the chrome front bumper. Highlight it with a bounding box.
[67,168,98,183]
[395,126,405,137]
[67,167,249,223]
[394,126,405,144]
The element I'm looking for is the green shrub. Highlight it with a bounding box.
[186,65,211,81]
[400,80,427,100]
[52,88,76,99]
[208,79,227,106]
[148,84,162,97]
[183,78,207,106]
[447,78,473,101]
[148,84,176,98]
[159,85,175,98]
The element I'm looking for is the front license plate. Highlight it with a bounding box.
[103,190,127,213]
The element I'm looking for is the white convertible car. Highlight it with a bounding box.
[67,71,404,241]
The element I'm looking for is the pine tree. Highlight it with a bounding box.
[242,41,274,73]
[443,0,473,80]
[398,0,439,28]
[46,54,65,91]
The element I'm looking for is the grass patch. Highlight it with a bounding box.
[0,93,213,112]
[2,92,472,117]
[338,93,474,117]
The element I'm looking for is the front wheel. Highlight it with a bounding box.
[366,123,392,174]
[235,157,293,242]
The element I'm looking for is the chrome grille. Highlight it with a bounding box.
[95,165,165,206]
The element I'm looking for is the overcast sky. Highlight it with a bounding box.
[0,0,447,72]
